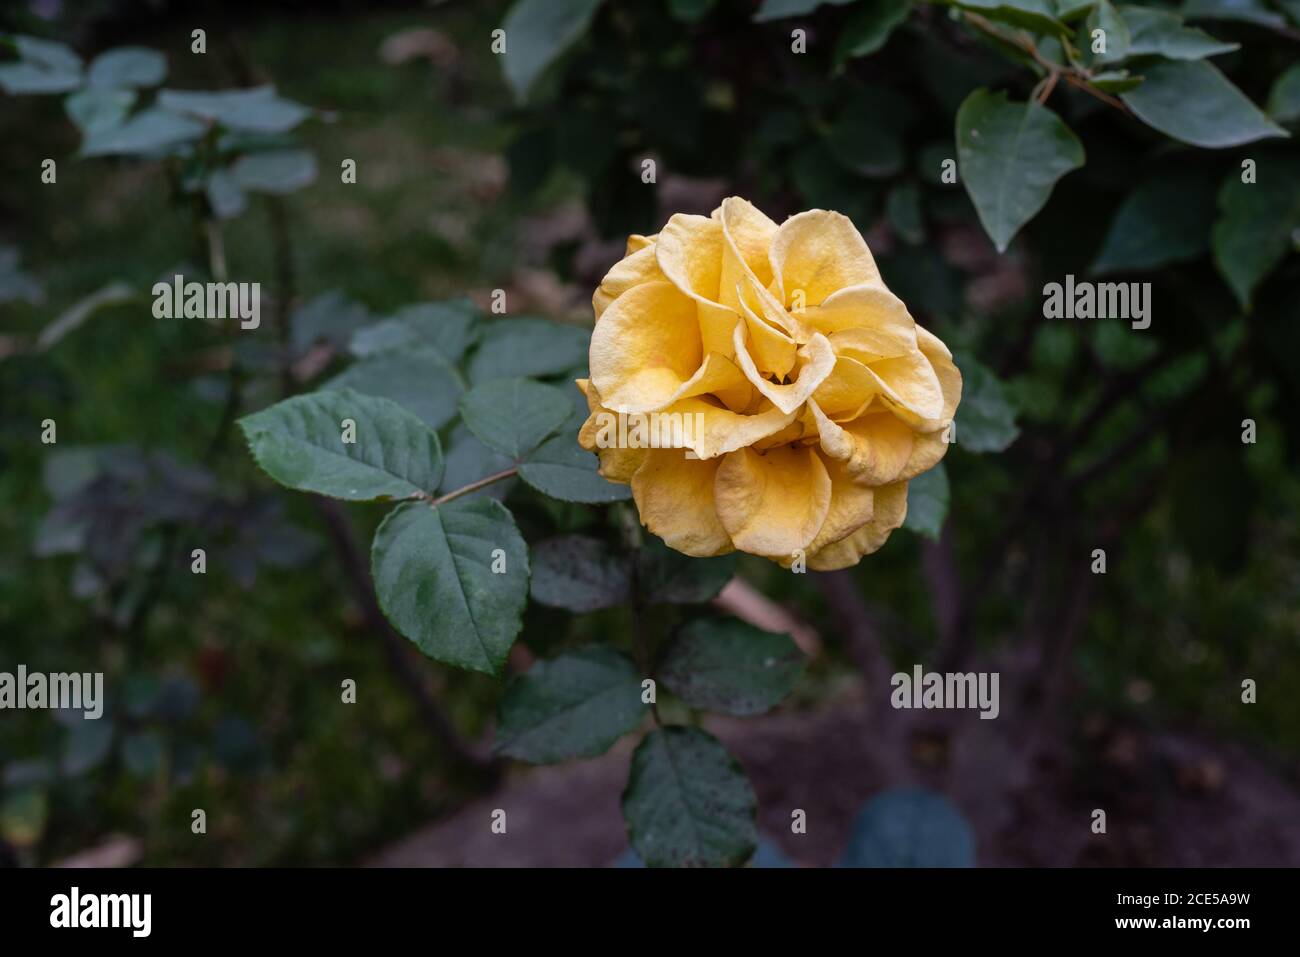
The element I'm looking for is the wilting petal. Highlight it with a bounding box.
[917,324,962,421]
[807,481,908,570]
[593,242,665,320]
[714,445,831,558]
[809,401,914,486]
[733,322,834,414]
[590,280,703,413]
[769,209,880,307]
[631,450,733,557]
[806,282,917,358]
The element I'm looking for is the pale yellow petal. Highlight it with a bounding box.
[868,351,946,425]
[734,296,797,378]
[655,213,723,304]
[732,322,834,414]
[631,450,733,557]
[808,401,914,486]
[807,481,908,570]
[714,445,831,558]
[593,243,665,320]
[718,197,777,314]
[808,454,876,554]
[769,209,880,307]
[917,324,962,421]
[589,280,703,413]
[666,396,799,459]
[897,428,951,483]
[806,282,917,358]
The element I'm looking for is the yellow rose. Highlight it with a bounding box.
[576,197,961,571]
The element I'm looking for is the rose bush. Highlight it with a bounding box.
[578,197,961,570]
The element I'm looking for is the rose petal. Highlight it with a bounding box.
[917,323,962,421]
[590,280,704,413]
[808,401,914,486]
[631,450,733,557]
[807,481,908,570]
[806,282,917,358]
[593,241,665,320]
[732,322,834,414]
[714,445,831,558]
[769,209,880,307]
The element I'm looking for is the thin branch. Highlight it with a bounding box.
[429,468,518,507]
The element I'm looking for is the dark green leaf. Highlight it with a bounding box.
[956,89,1085,252]
[0,61,81,94]
[80,107,205,157]
[1212,155,1300,307]
[1267,63,1300,124]
[530,534,632,611]
[1091,168,1217,274]
[64,88,135,135]
[839,789,975,867]
[501,0,605,101]
[291,291,372,351]
[460,377,572,459]
[622,727,758,868]
[205,168,247,219]
[158,86,311,133]
[903,462,949,540]
[1180,0,1287,30]
[86,47,166,89]
[1088,69,1143,93]
[518,433,633,503]
[1120,59,1287,148]
[371,498,529,674]
[12,34,82,73]
[350,300,480,362]
[953,352,1019,452]
[439,424,517,501]
[1086,0,1130,63]
[951,1,1068,35]
[635,538,735,605]
[238,389,443,501]
[1119,5,1238,59]
[229,149,317,193]
[323,348,463,429]
[754,0,853,20]
[496,647,646,762]
[467,317,590,384]
[834,0,912,69]
[659,619,804,716]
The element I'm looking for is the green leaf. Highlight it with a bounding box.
[61,719,114,776]
[754,0,854,21]
[0,245,41,304]
[502,0,604,101]
[886,181,925,244]
[517,433,633,503]
[839,788,975,867]
[903,462,950,540]
[439,424,517,501]
[956,89,1085,252]
[64,88,135,135]
[205,168,247,220]
[0,61,82,94]
[12,34,83,72]
[1090,168,1217,274]
[1088,69,1143,93]
[238,389,444,501]
[496,647,646,762]
[1120,59,1288,149]
[659,619,804,716]
[323,348,463,429]
[953,353,1019,452]
[79,106,205,156]
[291,291,372,351]
[1212,155,1300,308]
[466,317,590,384]
[460,377,573,460]
[669,0,716,22]
[351,300,480,362]
[834,0,912,69]
[1179,0,1288,30]
[827,99,906,178]
[371,498,528,674]
[1086,0,1130,63]
[86,47,166,89]
[635,538,735,605]
[950,1,1068,36]
[530,534,632,611]
[229,149,317,193]
[622,727,758,868]
[1267,64,1300,124]
[1119,6,1238,59]
[158,86,311,133]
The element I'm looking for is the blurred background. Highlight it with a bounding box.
[2,0,1299,867]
